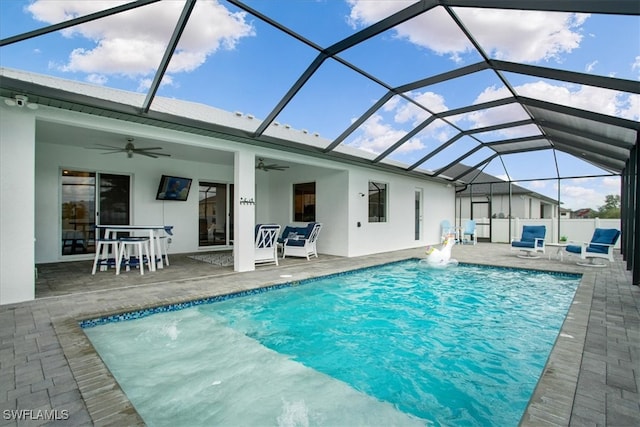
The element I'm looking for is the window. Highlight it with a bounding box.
[368,181,387,222]
[293,182,316,222]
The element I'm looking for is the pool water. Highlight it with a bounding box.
[83,261,580,426]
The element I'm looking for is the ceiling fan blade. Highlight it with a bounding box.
[86,144,123,150]
[136,151,159,158]
[136,150,172,158]
[134,147,164,151]
[264,165,289,171]
[99,149,127,155]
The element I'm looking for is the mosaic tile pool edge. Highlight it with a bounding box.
[79,259,581,329]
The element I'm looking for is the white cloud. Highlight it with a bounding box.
[137,75,175,92]
[347,91,456,154]
[86,74,108,85]
[528,180,548,190]
[347,1,588,63]
[585,60,598,73]
[395,91,449,125]
[466,80,640,133]
[561,185,602,210]
[27,0,254,88]
[602,176,621,190]
[347,113,424,154]
[632,56,640,77]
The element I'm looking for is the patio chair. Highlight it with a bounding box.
[461,220,477,245]
[565,228,620,267]
[440,220,457,243]
[511,225,546,258]
[283,222,322,260]
[254,224,281,266]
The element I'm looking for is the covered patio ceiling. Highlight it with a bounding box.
[0,0,638,186]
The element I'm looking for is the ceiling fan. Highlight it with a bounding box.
[88,137,171,158]
[256,158,289,172]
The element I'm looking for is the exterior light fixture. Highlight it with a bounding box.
[4,94,38,109]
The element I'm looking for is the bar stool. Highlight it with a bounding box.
[153,235,170,267]
[92,238,121,274]
[116,237,151,275]
[154,226,173,267]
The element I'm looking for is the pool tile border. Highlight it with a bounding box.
[80,259,581,329]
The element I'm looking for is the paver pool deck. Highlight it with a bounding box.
[1,243,638,426]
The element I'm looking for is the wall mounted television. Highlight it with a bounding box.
[156,175,192,201]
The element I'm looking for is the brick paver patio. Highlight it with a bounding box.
[1,244,638,426]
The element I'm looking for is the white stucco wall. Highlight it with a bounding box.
[1,105,36,304]
[348,167,454,257]
[3,102,456,303]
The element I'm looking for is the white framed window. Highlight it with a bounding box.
[368,181,387,222]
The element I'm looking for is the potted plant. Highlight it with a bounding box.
[560,235,568,243]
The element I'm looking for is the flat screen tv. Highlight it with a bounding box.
[156,175,192,201]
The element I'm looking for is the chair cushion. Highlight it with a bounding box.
[586,228,620,254]
[566,244,582,254]
[279,224,316,243]
[591,228,620,244]
[511,240,535,249]
[521,225,545,242]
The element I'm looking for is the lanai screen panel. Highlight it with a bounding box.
[472,124,542,143]
[339,4,482,86]
[274,58,389,144]
[500,150,560,181]
[406,69,507,115]
[376,117,457,168]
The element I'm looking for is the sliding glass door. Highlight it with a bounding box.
[198,182,233,247]
[60,170,130,256]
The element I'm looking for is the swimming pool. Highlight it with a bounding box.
[83,260,580,426]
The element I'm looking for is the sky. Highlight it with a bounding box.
[1,0,638,210]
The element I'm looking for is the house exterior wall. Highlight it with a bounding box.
[348,168,453,257]
[2,102,454,304]
[1,104,36,304]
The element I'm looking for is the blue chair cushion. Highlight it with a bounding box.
[279,223,318,244]
[512,225,545,248]
[512,240,535,249]
[278,226,304,243]
[566,244,582,254]
[521,226,545,243]
[587,228,620,254]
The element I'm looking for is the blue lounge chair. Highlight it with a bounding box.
[461,220,477,245]
[440,220,457,243]
[565,228,620,267]
[511,225,546,258]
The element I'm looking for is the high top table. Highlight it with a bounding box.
[95,225,173,272]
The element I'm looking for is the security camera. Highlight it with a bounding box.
[15,95,28,107]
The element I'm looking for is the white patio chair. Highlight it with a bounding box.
[255,224,281,266]
[283,223,322,260]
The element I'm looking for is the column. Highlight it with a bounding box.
[233,150,256,272]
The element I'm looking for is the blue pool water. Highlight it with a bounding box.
[83,261,580,426]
